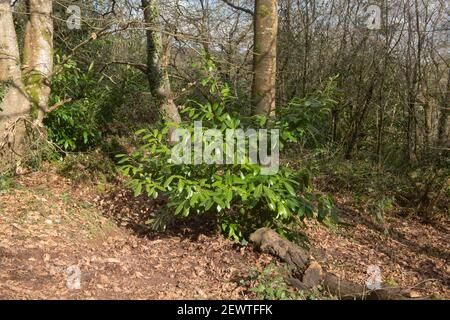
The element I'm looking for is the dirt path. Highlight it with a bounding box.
[0,171,271,299]
[0,170,448,299]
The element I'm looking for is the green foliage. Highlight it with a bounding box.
[277,76,340,148]
[243,264,300,300]
[57,149,118,183]
[188,52,253,117]
[108,67,156,133]
[0,173,15,194]
[44,56,110,151]
[0,82,7,107]
[314,152,449,223]
[406,153,450,220]
[241,263,336,300]
[118,70,333,241]
[370,196,394,223]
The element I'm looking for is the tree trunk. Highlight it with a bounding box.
[252,0,278,117]
[345,80,376,159]
[22,0,54,126]
[141,0,181,125]
[0,0,30,158]
[437,68,450,148]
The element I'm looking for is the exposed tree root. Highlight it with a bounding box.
[250,228,430,300]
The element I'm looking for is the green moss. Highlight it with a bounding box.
[254,43,262,54]
[260,5,271,18]
[25,72,42,104]
[43,28,53,44]
[0,83,6,106]
[0,79,13,107]
[23,72,43,119]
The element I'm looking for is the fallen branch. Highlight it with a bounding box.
[250,228,430,300]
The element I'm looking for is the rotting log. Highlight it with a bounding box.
[250,228,428,300]
[249,226,310,270]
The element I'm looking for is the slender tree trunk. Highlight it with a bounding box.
[300,0,310,97]
[22,0,54,126]
[376,105,384,165]
[141,0,181,125]
[404,0,422,163]
[345,79,376,159]
[0,0,30,158]
[331,107,339,143]
[252,0,278,117]
[437,68,450,147]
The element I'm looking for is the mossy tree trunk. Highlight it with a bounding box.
[0,0,54,163]
[141,0,181,125]
[0,0,31,158]
[252,0,278,118]
[23,0,54,126]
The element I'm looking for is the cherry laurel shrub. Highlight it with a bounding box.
[117,82,333,241]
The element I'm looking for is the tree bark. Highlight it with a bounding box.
[345,79,376,159]
[252,0,278,117]
[141,0,181,125]
[23,0,53,126]
[0,0,31,158]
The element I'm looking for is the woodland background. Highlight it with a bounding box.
[0,0,448,300]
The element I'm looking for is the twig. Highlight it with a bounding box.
[221,0,254,16]
[46,98,72,113]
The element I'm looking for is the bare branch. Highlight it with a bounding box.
[46,98,72,113]
[100,61,148,74]
[221,0,254,16]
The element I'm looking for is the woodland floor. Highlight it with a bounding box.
[0,167,448,299]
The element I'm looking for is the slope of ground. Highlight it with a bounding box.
[0,168,448,299]
[303,195,449,298]
[0,169,272,299]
